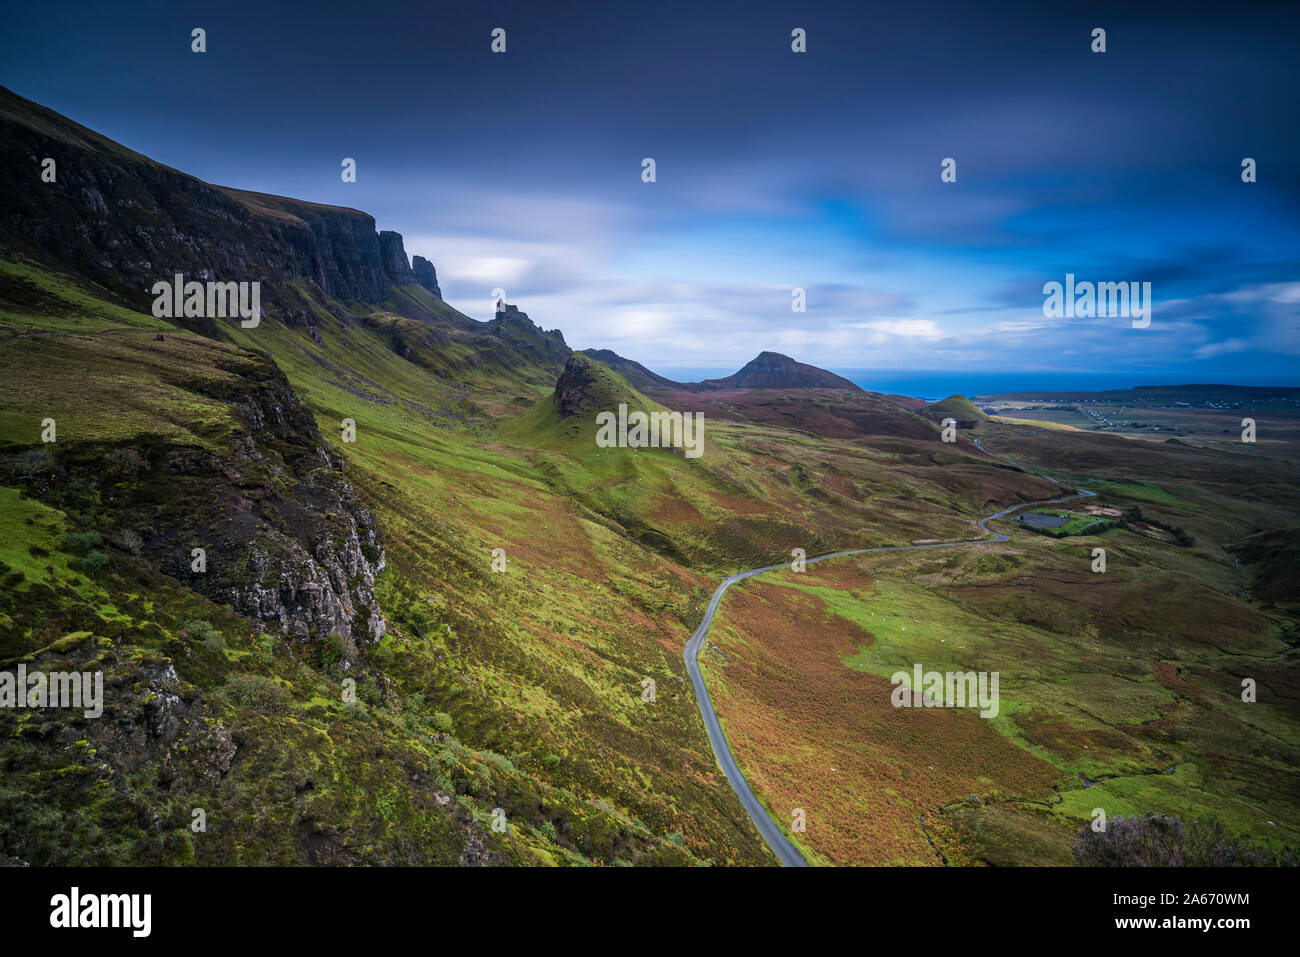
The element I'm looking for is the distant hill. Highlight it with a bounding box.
[577,350,942,440]
[698,351,863,391]
[980,384,1300,405]
[580,349,862,393]
[926,394,989,422]
[581,349,685,393]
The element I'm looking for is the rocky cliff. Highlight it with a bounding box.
[379,230,415,285]
[411,255,441,297]
[0,84,434,331]
[3,348,386,645]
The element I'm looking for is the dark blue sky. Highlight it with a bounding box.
[4,0,1298,381]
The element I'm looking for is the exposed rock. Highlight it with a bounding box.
[411,255,441,297]
[0,85,438,332]
[379,230,415,285]
[553,353,603,418]
[491,302,570,370]
[7,350,387,645]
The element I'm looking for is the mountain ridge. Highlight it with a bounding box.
[581,348,863,395]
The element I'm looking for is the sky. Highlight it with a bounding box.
[3,0,1299,384]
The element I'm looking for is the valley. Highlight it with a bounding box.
[0,84,1295,869]
[698,421,1300,865]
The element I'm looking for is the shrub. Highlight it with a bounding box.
[1074,815,1297,867]
[61,531,103,555]
[4,448,54,481]
[103,447,145,480]
[355,680,381,707]
[431,712,454,734]
[182,620,219,641]
[182,619,225,654]
[221,673,289,714]
[318,632,349,672]
[341,700,370,722]
[71,549,110,573]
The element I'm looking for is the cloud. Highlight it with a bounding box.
[1194,338,1250,359]
[853,318,943,339]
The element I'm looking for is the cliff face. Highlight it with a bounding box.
[4,349,387,645]
[553,353,605,418]
[177,355,388,644]
[379,230,415,285]
[411,255,441,297]
[0,85,432,329]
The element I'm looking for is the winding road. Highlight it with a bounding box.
[684,433,1095,866]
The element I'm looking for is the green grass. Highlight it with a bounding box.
[1023,509,1119,537]
[4,248,1296,867]
[707,508,1300,863]
[1089,480,1186,508]
[927,394,987,421]
[0,254,172,336]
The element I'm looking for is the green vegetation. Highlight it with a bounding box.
[1,89,1296,869]
[1074,815,1297,867]
[1022,509,1119,538]
[926,394,988,421]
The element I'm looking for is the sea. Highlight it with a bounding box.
[652,368,1300,403]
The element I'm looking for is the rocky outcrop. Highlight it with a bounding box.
[163,356,388,643]
[550,352,643,419]
[490,303,570,370]
[5,349,386,645]
[553,353,604,418]
[379,230,415,285]
[411,255,441,297]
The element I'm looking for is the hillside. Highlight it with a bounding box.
[925,394,989,423]
[698,351,863,392]
[5,87,1293,870]
[583,348,863,394]
[0,84,569,394]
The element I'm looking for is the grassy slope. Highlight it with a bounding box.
[927,394,988,421]
[0,259,745,864]
[6,249,1246,866]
